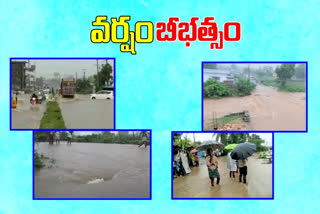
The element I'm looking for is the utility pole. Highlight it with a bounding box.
[82,69,87,80]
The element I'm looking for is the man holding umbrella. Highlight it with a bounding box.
[230,142,257,184]
[238,159,247,184]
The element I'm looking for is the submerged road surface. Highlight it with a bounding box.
[11,94,46,129]
[57,95,114,129]
[204,85,306,131]
[35,142,150,198]
[173,155,272,198]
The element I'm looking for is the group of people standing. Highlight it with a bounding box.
[48,131,73,145]
[205,148,248,187]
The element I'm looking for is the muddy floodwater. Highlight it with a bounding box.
[11,94,46,129]
[57,95,114,129]
[204,85,306,130]
[34,142,150,198]
[173,154,272,198]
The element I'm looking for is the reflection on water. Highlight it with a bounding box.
[35,142,150,198]
[173,154,272,198]
[58,95,114,129]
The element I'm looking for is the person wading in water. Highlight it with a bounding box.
[206,148,220,187]
[138,131,149,148]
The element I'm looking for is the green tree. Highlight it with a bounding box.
[203,63,217,69]
[275,64,295,86]
[95,62,113,91]
[203,79,232,98]
[34,131,48,142]
[295,64,306,79]
[214,133,229,145]
[173,133,183,142]
[173,137,192,150]
[60,131,68,141]
[76,78,92,94]
[234,77,256,96]
[248,134,268,152]
[227,133,249,144]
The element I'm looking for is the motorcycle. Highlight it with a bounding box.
[30,97,37,105]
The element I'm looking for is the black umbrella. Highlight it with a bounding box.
[197,140,223,151]
[230,142,256,160]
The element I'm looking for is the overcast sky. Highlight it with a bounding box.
[214,63,281,70]
[22,59,114,78]
[182,133,272,146]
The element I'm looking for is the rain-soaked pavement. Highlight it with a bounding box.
[57,95,114,129]
[204,85,306,130]
[11,94,46,129]
[34,142,150,198]
[173,154,272,198]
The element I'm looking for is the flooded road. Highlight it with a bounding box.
[57,95,114,129]
[34,142,150,198]
[204,85,306,130]
[173,154,272,198]
[11,94,46,129]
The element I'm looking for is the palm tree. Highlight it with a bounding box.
[213,133,229,145]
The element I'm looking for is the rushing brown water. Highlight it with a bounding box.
[34,142,150,198]
[173,154,272,198]
[204,85,306,130]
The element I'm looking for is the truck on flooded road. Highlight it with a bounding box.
[60,78,75,98]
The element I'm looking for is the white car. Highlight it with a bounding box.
[90,90,113,100]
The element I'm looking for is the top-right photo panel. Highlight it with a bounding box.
[202,62,307,132]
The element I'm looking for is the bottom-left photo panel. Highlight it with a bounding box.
[33,130,151,200]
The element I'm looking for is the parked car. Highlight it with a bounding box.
[90,90,113,100]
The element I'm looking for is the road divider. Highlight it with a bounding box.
[39,101,66,129]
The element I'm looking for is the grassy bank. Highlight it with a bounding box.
[39,101,66,129]
[204,115,243,130]
[216,115,242,127]
[260,77,305,92]
[34,151,44,169]
[34,150,55,169]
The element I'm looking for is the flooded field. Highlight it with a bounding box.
[34,142,150,198]
[173,154,272,198]
[57,95,114,129]
[204,85,306,130]
[11,94,46,129]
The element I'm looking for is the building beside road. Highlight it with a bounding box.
[11,60,36,91]
[11,61,27,91]
[203,68,235,86]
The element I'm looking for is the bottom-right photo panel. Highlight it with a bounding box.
[172,132,273,199]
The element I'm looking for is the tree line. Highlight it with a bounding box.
[34,131,150,145]
[76,62,113,94]
[173,133,269,154]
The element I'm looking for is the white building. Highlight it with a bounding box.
[25,64,36,90]
[203,68,235,84]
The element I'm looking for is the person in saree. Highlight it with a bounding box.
[206,148,220,187]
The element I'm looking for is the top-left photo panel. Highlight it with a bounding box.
[10,58,115,130]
